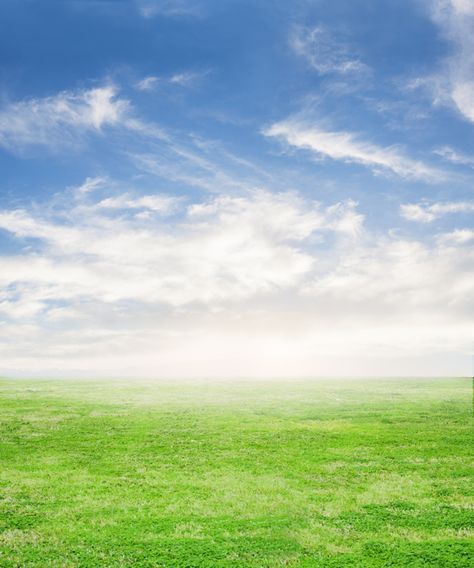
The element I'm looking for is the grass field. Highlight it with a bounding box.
[0,377,472,567]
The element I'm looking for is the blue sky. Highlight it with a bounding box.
[0,0,472,377]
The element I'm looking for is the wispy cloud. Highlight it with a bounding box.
[0,85,129,152]
[263,118,443,181]
[168,71,204,86]
[421,0,474,123]
[0,81,276,196]
[0,83,171,154]
[96,193,181,214]
[72,176,109,196]
[434,145,474,167]
[129,131,274,194]
[400,200,474,222]
[136,76,161,91]
[290,25,370,77]
[136,0,200,19]
[136,70,206,91]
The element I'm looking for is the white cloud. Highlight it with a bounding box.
[451,81,474,121]
[0,184,472,377]
[169,71,201,86]
[264,119,443,181]
[437,228,474,244]
[0,85,129,152]
[302,236,474,327]
[427,0,474,123]
[434,145,474,167]
[96,193,181,214]
[0,189,361,308]
[449,0,474,16]
[290,26,370,77]
[130,148,259,194]
[136,71,204,91]
[136,0,200,18]
[73,176,109,195]
[400,200,474,222]
[136,76,160,91]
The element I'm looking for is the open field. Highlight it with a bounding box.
[0,377,472,567]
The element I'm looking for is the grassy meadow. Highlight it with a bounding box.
[0,377,472,567]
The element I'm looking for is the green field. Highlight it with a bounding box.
[0,378,472,567]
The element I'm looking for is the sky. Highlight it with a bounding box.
[0,0,473,378]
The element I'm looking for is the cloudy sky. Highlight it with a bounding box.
[0,0,472,377]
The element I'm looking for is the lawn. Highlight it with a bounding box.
[0,377,472,567]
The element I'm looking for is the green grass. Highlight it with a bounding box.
[0,377,472,567]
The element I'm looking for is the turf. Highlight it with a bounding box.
[0,377,472,567]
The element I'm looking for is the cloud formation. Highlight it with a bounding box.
[136,71,205,91]
[0,184,471,377]
[400,200,474,222]
[0,85,129,152]
[0,189,361,308]
[95,193,180,214]
[434,145,474,167]
[290,26,370,77]
[264,119,442,181]
[136,0,200,18]
[437,228,474,244]
[428,0,474,123]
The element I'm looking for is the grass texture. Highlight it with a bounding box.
[0,377,472,567]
